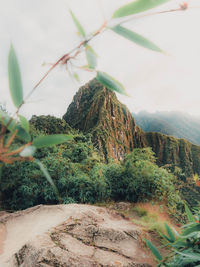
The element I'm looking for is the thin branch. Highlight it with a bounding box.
[5,4,197,126]
[5,142,32,157]
[118,7,185,26]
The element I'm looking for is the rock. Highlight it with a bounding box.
[0,204,155,267]
[109,202,132,211]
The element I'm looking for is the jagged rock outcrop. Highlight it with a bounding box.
[63,79,200,175]
[0,204,154,267]
[64,79,145,161]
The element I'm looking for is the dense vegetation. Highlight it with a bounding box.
[1,116,183,218]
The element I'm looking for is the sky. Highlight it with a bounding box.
[1,0,200,119]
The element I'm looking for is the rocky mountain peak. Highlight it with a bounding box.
[63,79,145,161]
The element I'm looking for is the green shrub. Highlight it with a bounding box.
[146,205,200,267]
[1,138,109,210]
[105,148,183,216]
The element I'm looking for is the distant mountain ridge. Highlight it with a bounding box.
[134,111,200,145]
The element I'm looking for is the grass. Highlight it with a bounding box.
[93,201,180,240]
[120,202,180,237]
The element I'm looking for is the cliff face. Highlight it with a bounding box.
[64,79,200,175]
[144,132,200,176]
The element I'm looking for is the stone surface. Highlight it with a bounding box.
[0,204,154,267]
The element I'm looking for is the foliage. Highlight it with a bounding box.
[146,205,200,267]
[1,136,184,215]
[105,148,183,216]
[30,115,73,135]
[1,131,109,210]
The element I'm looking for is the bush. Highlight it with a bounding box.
[1,139,109,210]
[105,148,183,216]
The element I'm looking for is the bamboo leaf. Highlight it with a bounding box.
[185,204,196,223]
[144,239,162,262]
[8,45,24,108]
[33,134,73,148]
[159,232,173,243]
[35,159,56,188]
[111,25,162,52]
[70,10,86,38]
[165,223,176,243]
[19,115,29,133]
[96,71,128,96]
[113,0,170,18]
[175,251,200,261]
[85,45,97,69]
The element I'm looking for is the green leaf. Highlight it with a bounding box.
[70,10,86,38]
[113,0,170,18]
[175,251,200,261]
[144,238,162,262]
[19,115,29,133]
[35,159,56,188]
[15,125,31,142]
[85,45,97,69]
[33,134,73,148]
[185,204,196,223]
[0,111,31,142]
[111,25,162,52]
[20,146,36,157]
[165,223,176,243]
[8,45,24,108]
[179,231,200,239]
[182,224,200,236]
[159,232,173,243]
[96,71,128,96]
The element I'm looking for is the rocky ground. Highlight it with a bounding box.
[0,204,155,267]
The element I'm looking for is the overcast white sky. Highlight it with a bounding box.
[1,0,200,118]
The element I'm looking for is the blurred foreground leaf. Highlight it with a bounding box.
[111,25,162,52]
[113,0,170,18]
[8,45,24,108]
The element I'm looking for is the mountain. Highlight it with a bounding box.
[64,79,145,161]
[134,111,200,145]
[63,79,200,177]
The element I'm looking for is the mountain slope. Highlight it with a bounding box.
[134,111,200,145]
[63,79,200,176]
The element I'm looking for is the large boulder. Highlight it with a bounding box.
[0,204,154,266]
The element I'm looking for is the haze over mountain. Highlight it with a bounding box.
[134,111,200,146]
